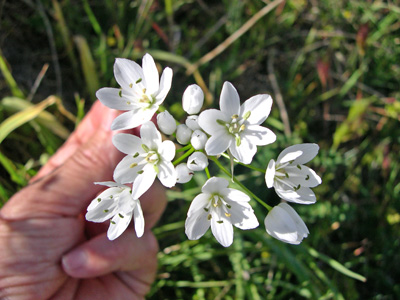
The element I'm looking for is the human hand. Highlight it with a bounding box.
[0,101,167,300]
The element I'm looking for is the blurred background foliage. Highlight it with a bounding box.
[1,0,399,299]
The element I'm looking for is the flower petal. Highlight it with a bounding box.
[113,155,140,184]
[107,210,133,240]
[86,198,117,222]
[277,143,319,165]
[133,200,145,237]
[244,125,276,146]
[131,166,157,199]
[229,137,256,164]
[204,130,232,156]
[220,82,240,117]
[202,177,229,194]
[111,110,139,131]
[112,133,143,155]
[114,58,145,90]
[198,109,229,135]
[141,121,162,150]
[230,202,259,230]
[185,208,210,240]
[240,94,272,125]
[142,54,159,95]
[159,140,176,161]
[96,87,137,111]
[211,217,233,247]
[265,160,276,188]
[155,67,173,102]
[284,165,322,188]
[274,182,316,204]
[158,161,177,188]
[264,203,308,244]
[224,188,250,203]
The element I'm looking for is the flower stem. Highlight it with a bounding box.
[209,157,272,211]
[176,144,193,153]
[205,167,211,179]
[221,153,265,173]
[173,146,195,166]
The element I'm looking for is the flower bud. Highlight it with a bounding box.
[264,202,309,245]
[157,111,176,135]
[187,152,208,171]
[182,84,204,115]
[185,115,201,131]
[190,130,208,150]
[176,124,192,145]
[176,163,194,183]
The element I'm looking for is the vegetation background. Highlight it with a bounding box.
[1,0,399,299]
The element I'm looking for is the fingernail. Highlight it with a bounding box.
[62,249,87,272]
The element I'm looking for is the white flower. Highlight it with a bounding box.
[190,129,208,150]
[113,121,177,199]
[185,177,259,247]
[265,144,322,204]
[86,181,144,240]
[264,202,309,244]
[182,84,204,115]
[176,124,192,145]
[96,53,173,130]
[187,152,209,171]
[198,81,276,164]
[157,110,176,135]
[176,163,194,183]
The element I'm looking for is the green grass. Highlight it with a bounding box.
[1,0,400,298]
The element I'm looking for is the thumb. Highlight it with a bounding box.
[1,106,124,219]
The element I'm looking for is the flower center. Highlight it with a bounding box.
[203,194,232,223]
[217,113,250,146]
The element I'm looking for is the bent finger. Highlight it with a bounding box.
[61,228,158,282]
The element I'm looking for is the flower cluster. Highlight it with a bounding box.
[86,53,322,247]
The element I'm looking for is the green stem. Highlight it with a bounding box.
[173,146,195,166]
[176,144,192,153]
[210,157,272,211]
[221,153,265,173]
[204,167,211,179]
